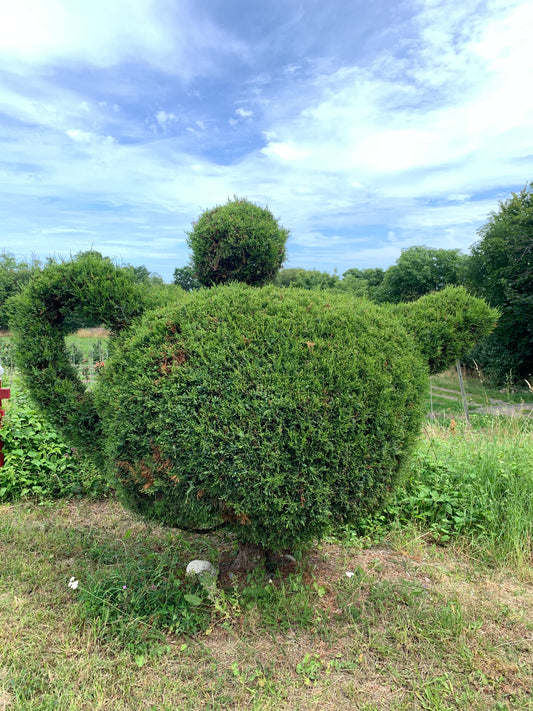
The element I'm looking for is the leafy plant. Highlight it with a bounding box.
[377,246,467,303]
[391,286,498,375]
[354,420,533,567]
[0,379,107,501]
[465,183,533,383]
[7,250,150,460]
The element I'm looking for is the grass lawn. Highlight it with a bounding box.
[1,414,533,711]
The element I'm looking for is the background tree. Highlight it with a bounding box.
[273,268,340,290]
[0,252,40,330]
[465,184,533,382]
[188,197,288,287]
[343,267,384,287]
[377,246,467,303]
[173,265,201,291]
[126,264,164,285]
[273,268,378,297]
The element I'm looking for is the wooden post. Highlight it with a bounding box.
[455,360,471,428]
[0,379,11,468]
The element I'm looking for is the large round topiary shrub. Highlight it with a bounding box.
[9,255,498,570]
[187,197,288,287]
[94,285,429,553]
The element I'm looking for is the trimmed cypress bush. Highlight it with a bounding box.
[95,286,429,550]
[8,251,151,458]
[187,197,288,287]
[9,255,497,569]
[390,286,499,375]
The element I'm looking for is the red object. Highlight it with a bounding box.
[0,379,10,468]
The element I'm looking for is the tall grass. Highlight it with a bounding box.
[359,416,533,574]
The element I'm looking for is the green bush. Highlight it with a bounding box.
[187,197,288,287]
[0,379,107,501]
[390,286,499,374]
[94,285,429,552]
[8,251,151,459]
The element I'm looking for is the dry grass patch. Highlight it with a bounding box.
[73,327,110,338]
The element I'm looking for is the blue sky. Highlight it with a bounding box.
[1,0,532,281]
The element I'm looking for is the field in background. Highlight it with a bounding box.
[429,368,533,421]
[0,330,109,387]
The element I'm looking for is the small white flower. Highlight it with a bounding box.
[345,571,354,578]
[68,577,79,590]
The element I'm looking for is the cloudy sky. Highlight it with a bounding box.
[1,0,532,281]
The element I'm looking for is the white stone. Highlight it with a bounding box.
[186,560,217,577]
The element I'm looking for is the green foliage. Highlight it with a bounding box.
[173,265,201,291]
[9,255,496,558]
[0,337,15,371]
[390,286,498,374]
[273,267,383,299]
[343,267,385,288]
[273,268,340,290]
[0,379,107,501]
[95,284,429,552]
[187,197,288,287]
[378,246,467,303]
[0,252,41,330]
[125,264,164,285]
[465,184,533,382]
[274,269,383,297]
[8,251,150,461]
[356,421,533,567]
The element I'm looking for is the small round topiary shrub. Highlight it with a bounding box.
[187,197,288,287]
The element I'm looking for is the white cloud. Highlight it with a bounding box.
[1,0,532,279]
[0,0,246,78]
[235,107,254,118]
[156,110,179,127]
[66,129,114,145]
[261,141,308,161]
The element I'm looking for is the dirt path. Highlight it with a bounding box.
[430,385,533,416]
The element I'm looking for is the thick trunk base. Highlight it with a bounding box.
[230,542,267,572]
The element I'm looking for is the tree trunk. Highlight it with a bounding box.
[231,541,267,572]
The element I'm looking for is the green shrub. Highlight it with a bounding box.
[187,197,288,287]
[8,251,150,459]
[94,285,429,553]
[390,286,499,374]
[0,379,107,501]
